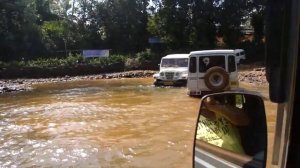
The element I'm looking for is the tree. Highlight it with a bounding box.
[148,0,190,51]
[0,0,267,62]
[35,0,59,24]
[98,0,149,53]
[189,0,217,49]
[41,20,81,56]
[50,0,72,18]
[251,1,265,43]
[0,0,43,61]
[216,0,252,48]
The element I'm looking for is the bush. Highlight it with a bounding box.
[125,57,141,70]
[1,51,160,71]
[65,54,84,65]
[86,54,126,67]
[135,49,153,61]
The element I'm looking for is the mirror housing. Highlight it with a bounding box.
[194,91,267,168]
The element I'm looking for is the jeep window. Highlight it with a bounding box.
[161,58,188,67]
[199,56,225,72]
[228,55,236,72]
[189,57,197,73]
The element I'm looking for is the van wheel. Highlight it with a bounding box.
[204,66,229,91]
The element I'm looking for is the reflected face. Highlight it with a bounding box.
[194,93,267,168]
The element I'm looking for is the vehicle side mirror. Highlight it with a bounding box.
[158,64,160,67]
[193,92,267,168]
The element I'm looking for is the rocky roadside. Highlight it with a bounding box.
[0,68,268,94]
[238,67,268,86]
[0,70,156,94]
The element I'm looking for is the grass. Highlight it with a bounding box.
[0,54,126,68]
[0,49,160,70]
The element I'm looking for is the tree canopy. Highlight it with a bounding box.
[0,0,265,62]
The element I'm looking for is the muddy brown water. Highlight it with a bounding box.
[0,78,276,167]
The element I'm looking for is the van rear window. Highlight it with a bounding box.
[199,56,225,72]
[189,57,197,73]
[228,55,236,72]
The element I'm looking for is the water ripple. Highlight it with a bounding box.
[0,79,199,167]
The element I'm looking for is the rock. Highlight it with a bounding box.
[238,67,268,86]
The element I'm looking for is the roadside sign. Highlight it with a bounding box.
[148,37,164,44]
[82,50,110,58]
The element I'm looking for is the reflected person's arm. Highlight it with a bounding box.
[205,104,250,126]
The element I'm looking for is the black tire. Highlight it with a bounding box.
[154,79,162,87]
[204,66,229,91]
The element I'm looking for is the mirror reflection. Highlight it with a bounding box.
[194,93,267,168]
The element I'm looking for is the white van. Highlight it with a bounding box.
[234,49,246,64]
[187,50,239,96]
[153,54,189,86]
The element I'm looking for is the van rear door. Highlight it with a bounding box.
[188,56,198,93]
[228,55,239,87]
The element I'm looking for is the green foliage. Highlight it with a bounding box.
[0,0,42,60]
[35,0,58,24]
[124,49,160,70]
[27,58,65,67]
[148,0,190,50]
[87,55,126,67]
[124,58,141,70]
[3,54,82,67]
[189,0,217,49]
[98,0,149,53]
[251,3,265,43]
[0,0,266,64]
[41,20,81,53]
[216,0,256,48]
[0,54,126,68]
[135,49,153,61]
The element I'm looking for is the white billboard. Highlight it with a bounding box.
[82,50,110,58]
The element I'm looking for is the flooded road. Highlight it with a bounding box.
[0,78,276,167]
[0,78,200,167]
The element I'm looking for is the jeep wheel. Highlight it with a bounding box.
[204,66,229,91]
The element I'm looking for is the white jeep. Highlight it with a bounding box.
[187,50,239,96]
[153,54,189,86]
[234,49,246,64]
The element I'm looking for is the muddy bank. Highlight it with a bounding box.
[0,70,156,94]
[0,67,268,94]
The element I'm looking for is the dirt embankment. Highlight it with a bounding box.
[0,71,156,94]
[0,67,268,94]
